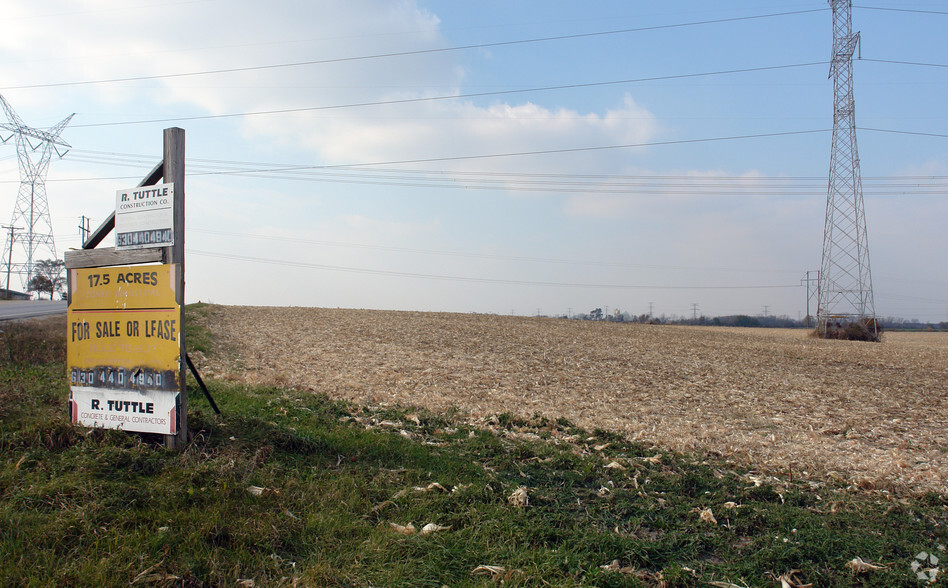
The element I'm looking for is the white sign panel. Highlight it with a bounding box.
[115,183,175,250]
[69,387,179,434]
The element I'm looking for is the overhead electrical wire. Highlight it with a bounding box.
[854,5,948,16]
[188,249,802,291]
[210,129,834,167]
[64,55,948,130]
[860,58,948,69]
[28,136,948,198]
[65,148,948,185]
[3,8,827,92]
[860,127,948,139]
[188,228,795,275]
[18,173,948,197]
[23,129,839,176]
[7,129,844,191]
[70,62,828,129]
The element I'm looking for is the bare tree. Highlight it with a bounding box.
[28,259,65,300]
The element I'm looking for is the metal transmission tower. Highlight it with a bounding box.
[0,95,74,292]
[817,0,877,337]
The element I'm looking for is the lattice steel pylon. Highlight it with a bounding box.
[0,94,74,293]
[817,0,877,337]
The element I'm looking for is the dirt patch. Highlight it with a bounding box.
[193,305,948,494]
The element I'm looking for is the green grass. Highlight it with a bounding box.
[0,315,945,586]
[184,302,216,355]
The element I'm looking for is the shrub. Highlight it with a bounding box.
[814,317,882,342]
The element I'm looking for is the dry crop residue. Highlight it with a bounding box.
[194,305,948,494]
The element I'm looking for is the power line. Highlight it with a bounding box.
[861,58,948,69]
[189,228,795,274]
[859,127,948,139]
[188,248,802,290]
[14,173,948,197]
[71,62,828,129]
[173,171,948,197]
[25,128,835,191]
[65,148,948,184]
[50,60,948,132]
[855,5,948,16]
[19,137,948,198]
[3,9,827,92]
[17,129,834,178]
[200,129,834,168]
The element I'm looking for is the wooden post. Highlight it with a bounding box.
[163,127,187,449]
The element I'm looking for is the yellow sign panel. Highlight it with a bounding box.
[67,308,181,371]
[70,265,177,310]
[67,264,182,434]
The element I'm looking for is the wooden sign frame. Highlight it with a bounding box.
[64,127,187,449]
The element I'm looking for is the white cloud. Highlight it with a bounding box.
[282,94,658,174]
[3,1,661,177]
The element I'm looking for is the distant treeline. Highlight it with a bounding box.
[566,309,947,331]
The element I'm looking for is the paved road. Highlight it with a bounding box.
[0,300,67,321]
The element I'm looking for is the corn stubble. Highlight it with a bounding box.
[195,305,948,494]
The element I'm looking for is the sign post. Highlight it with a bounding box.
[65,127,188,449]
[164,127,187,449]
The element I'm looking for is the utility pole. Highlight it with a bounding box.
[2,224,21,291]
[78,216,90,245]
[691,303,699,321]
[801,270,820,328]
[762,305,770,318]
[818,1,876,338]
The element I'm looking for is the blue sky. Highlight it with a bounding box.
[1,1,946,321]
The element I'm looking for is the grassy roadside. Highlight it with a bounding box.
[0,313,945,586]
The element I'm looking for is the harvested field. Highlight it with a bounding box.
[194,305,948,494]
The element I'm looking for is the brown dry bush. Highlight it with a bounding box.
[0,315,66,366]
[816,318,883,342]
